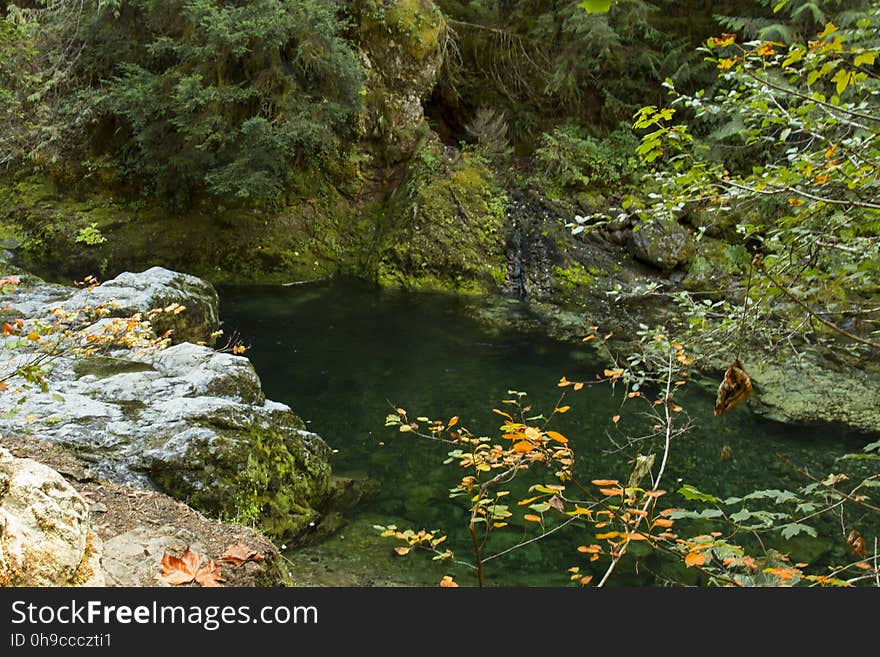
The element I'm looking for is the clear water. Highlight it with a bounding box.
[218,280,871,587]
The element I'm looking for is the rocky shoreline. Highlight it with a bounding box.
[0,265,361,587]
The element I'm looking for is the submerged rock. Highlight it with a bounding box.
[0,268,335,541]
[0,449,103,586]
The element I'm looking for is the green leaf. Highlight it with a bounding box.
[743,489,798,504]
[578,0,612,13]
[864,439,880,453]
[779,523,817,539]
[668,509,723,520]
[730,509,752,523]
[529,502,552,513]
[678,484,719,503]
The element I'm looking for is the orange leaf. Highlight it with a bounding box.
[612,415,620,424]
[685,552,706,567]
[1,322,14,336]
[493,408,513,419]
[394,547,411,556]
[523,514,542,523]
[194,560,225,587]
[591,479,619,487]
[439,575,459,587]
[643,490,666,498]
[577,545,602,554]
[579,575,593,586]
[448,416,459,428]
[652,518,674,528]
[573,382,584,391]
[160,546,205,586]
[595,531,619,540]
[627,391,640,398]
[599,487,624,496]
[0,382,6,392]
[545,430,569,444]
[218,542,265,566]
[582,335,595,342]
[626,533,648,541]
[513,441,534,453]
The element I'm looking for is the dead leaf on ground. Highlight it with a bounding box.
[160,546,225,587]
[218,542,265,567]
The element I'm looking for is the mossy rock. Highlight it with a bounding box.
[146,409,333,542]
[682,237,749,293]
[378,145,507,293]
[355,0,445,152]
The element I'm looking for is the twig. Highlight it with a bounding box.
[757,261,880,350]
[597,348,676,587]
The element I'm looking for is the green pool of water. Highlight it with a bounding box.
[218,280,871,587]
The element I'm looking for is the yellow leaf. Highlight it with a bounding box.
[26,331,40,341]
[448,416,459,428]
[545,430,569,444]
[493,408,513,419]
[523,514,542,523]
[554,406,570,414]
[685,552,706,567]
[518,496,541,506]
[582,335,596,342]
[476,463,491,472]
[493,522,508,528]
[558,376,571,387]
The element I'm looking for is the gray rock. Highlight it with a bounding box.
[0,448,104,586]
[62,267,220,345]
[749,360,880,435]
[101,526,206,587]
[0,268,333,541]
[628,219,695,273]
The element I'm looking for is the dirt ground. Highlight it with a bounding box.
[1,434,291,587]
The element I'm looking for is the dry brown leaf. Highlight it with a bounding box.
[714,359,753,416]
[194,559,225,587]
[219,542,265,567]
[160,546,203,586]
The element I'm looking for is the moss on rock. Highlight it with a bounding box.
[378,144,507,293]
[147,409,332,542]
